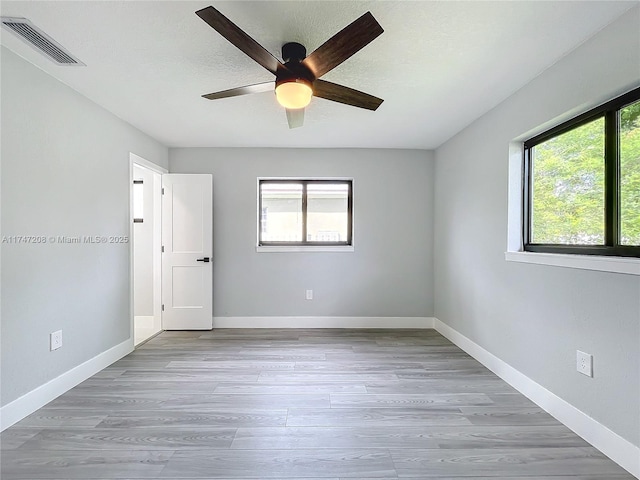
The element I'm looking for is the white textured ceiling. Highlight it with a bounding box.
[0,1,635,148]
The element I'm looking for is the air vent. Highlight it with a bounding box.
[1,17,85,66]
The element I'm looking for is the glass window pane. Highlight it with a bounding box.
[307,183,349,242]
[620,100,640,246]
[531,117,605,245]
[260,183,302,242]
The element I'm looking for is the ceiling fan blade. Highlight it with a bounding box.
[313,79,383,111]
[286,108,304,129]
[196,6,283,75]
[202,82,274,100]
[302,12,383,79]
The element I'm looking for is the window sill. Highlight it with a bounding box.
[505,251,640,276]
[256,245,354,253]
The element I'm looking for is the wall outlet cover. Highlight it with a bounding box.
[576,350,593,377]
[50,330,62,351]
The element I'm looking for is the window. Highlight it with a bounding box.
[524,87,640,257]
[258,179,352,246]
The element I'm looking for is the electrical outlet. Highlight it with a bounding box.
[50,330,62,351]
[305,289,313,300]
[576,350,593,377]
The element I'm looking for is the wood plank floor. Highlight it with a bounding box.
[1,329,634,479]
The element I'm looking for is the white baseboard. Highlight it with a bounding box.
[213,316,435,329]
[0,339,133,432]
[433,318,640,479]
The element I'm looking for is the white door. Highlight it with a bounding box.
[162,174,213,330]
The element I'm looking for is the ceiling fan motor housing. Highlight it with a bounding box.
[281,42,306,63]
[277,42,315,89]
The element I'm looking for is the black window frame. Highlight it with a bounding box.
[258,179,353,247]
[523,86,640,258]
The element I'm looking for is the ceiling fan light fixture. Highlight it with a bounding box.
[275,79,312,109]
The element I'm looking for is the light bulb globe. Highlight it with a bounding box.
[275,80,312,109]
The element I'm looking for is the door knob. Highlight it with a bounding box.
[196,257,210,262]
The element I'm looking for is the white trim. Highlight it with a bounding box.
[213,316,435,329]
[0,339,132,431]
[507,142,525,252]
[256,245,354,253]
[134,329,164,348]
[129,152,168,174]
[433,318,640,479]
[505,251,640,276]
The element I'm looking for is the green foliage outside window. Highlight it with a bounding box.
[620,100,640,245]
[529,98,640,249]
[531,118,605,244]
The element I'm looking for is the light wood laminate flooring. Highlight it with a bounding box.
[1,329,634,479]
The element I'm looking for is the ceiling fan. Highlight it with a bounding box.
[196,5,384,129]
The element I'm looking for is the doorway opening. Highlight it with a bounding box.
[130,154,165,346]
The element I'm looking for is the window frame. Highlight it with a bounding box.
[257,178,353,247]
[523,86,640,258]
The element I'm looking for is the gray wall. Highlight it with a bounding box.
[434,7,640,446]
[1,47,168,406]
[170,148,434,319]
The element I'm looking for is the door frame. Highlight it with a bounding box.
[129,153,167,346]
